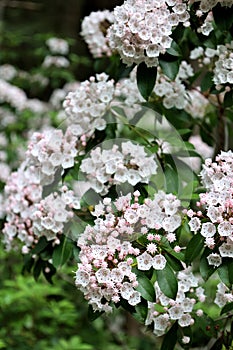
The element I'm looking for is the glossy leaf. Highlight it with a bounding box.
[156,264,178,299]
[136,62,157,101]
[159,58,179,80]
[217,264,231,288]
[224,90,233,108]
[135,272,155,302]
[161,322,178,350]
[164,253,184,272]
[88,305,104,322]
[200,71,214,92]
[185,234,204,265]
[134,304,148,323]
[52,235,73,269]
[31,236,49,255]
[200,249,216,281]
[221,302,233,315]
[213,4,233,31]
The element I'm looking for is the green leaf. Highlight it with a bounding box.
[88,305,104,321]
[164,253,184,272]
[166,41,181,57]
[136,62,157,101]
[220,302,233,315]
[224,90,233,108]
[159,58,179,80]
[213,4,233,31]
[156,264,178,299]
[164,164,179,194]
[33,258,44,281]
[135,273,155,302]
[200,248,216,281]
[22,254,34,273]
[201,71,214,92]
[52,235,73,269]
[228,260,233,285]
[134,304,148,323]
[31,236,49,255]
[185,234,204,265]
[161,322,178,350]
[217,264,231,288]
[43,263,56,284]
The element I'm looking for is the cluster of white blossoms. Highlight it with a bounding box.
[26,128,78,186]
[0,78,49,114]
[32,185,80,242]
[42,55,70,68]
[197,10,214,36]
[80,141,158,194]
[154,61,194,109]
[81,10,114,58]
[107,0,190,67]
[0,79,27,110]
[145,269,205,336]
[213,41,233,86]
[0,64,17,81]
[2,161,43,252]
[193,0,233,14]
[189,46,218,67]
[188,151,233,266]
[214,282,233,308]
[2,157,79,253]
[63,73,115,137]
[46,37,69,55]
[185,89,210,119]
[0,133,11,183]
[75,190,183,312]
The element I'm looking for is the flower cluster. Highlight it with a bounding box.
[193,0,233,14]
[145,269,205,336]
[154,61,194,109]
[75,190,183,312]
[214,282,233,308]
[185,89,210,119]
[46,37,69,55]
[189,46,218,67]
[80,141,158,194]
[0,79,27,110]
[0,64,17,81]
[188,151,233,265]
[26,128,78,186]
[213,41,233,86]
[107,0,190,67]
[2,161,42,252]
[42,56,70,68]
[63,73,115,137]
[81,10,114,58]
[32,185,80,242]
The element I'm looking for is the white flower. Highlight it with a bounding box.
[178,313,193,327]
[218,221,233,237]
[152,254,166,270]
[128,291,141,306]
[95,268,111,283]
[188,217,201,232]
[207,253,222,267]
[200,222,216,237]
[75,270,90,287]
[121,282,134,300]
[219,241,233,257]
[136,252,153,270]
[168,305,184,320]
